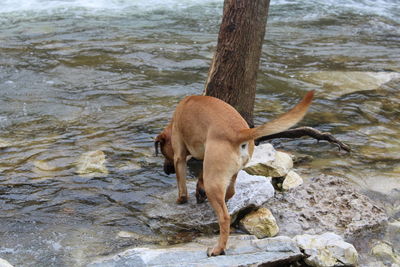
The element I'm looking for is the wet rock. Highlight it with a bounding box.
[282,171,303,190]
[268,175,388,238]
[0,258,13,267]
[88,234,302,267]
[300,71,400,98]
[294,232,358,267]
[144,170,274,234]
[239,207,279,238]
[117,231,164,243]
[116,161,141,172]
[244,144,293,177]
[76,150,108,177]
[291,152,314,165]
[371,241,400,266]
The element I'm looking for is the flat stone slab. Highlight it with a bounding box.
[88,235,302,267]
[143,170,274,234]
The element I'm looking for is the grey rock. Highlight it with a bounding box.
[144,170,274,234]
[267,175,388,238]
[388,220,400,233]
[88,235,302,267]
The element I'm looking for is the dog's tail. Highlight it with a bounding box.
[237,91,314,143]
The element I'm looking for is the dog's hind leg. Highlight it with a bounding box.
[203,142,236,256]
[196,170,207,204]
[225,173,237,202]
[205,181,230,256]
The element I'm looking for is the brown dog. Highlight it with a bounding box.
[155,91,314,256]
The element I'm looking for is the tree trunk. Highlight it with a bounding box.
[204,0,270,127]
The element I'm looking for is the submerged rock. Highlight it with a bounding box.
[144,170,274,234]
[33,160,57,172]
[294,232,358,267]
[244,144,293,177]
[0,139,11,149]
[239,207,279,238]
[32,160,58,180]
[76,150,108,177]
[282,170,303,190]
[88,235,302,267]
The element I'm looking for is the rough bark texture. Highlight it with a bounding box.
[204,0,270,127]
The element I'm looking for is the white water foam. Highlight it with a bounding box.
[0,0,221,13]
[0,0,398,21]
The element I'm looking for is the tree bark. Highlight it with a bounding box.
[204,0,270,127]
[202,1,350,152]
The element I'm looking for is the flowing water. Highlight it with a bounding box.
[0,0,399,266]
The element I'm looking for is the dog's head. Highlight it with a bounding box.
[155,125,175,175]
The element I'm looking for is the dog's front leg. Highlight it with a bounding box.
[174,155,188,204]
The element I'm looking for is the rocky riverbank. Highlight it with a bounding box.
[85,144,392,267]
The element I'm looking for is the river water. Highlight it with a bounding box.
[0,0,399,266]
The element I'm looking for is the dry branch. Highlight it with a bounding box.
[255,126,351,152]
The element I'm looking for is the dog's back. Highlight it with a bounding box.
[172,95,250,160]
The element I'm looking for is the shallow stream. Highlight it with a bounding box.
[0,0,399,266]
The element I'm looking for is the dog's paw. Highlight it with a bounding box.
[206,247,225,257]
[176,196,188,204]
[195,188,207,204]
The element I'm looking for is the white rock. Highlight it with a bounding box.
[239,207,279,238]
[282,171,303,190]
[76,150,108,177]
[0,258,14,267]
[294,232,358,267]
[246,143,276,166]
[371,241,400,265]
[245,144,293,177]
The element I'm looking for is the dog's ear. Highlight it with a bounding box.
[154,134,165,156]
